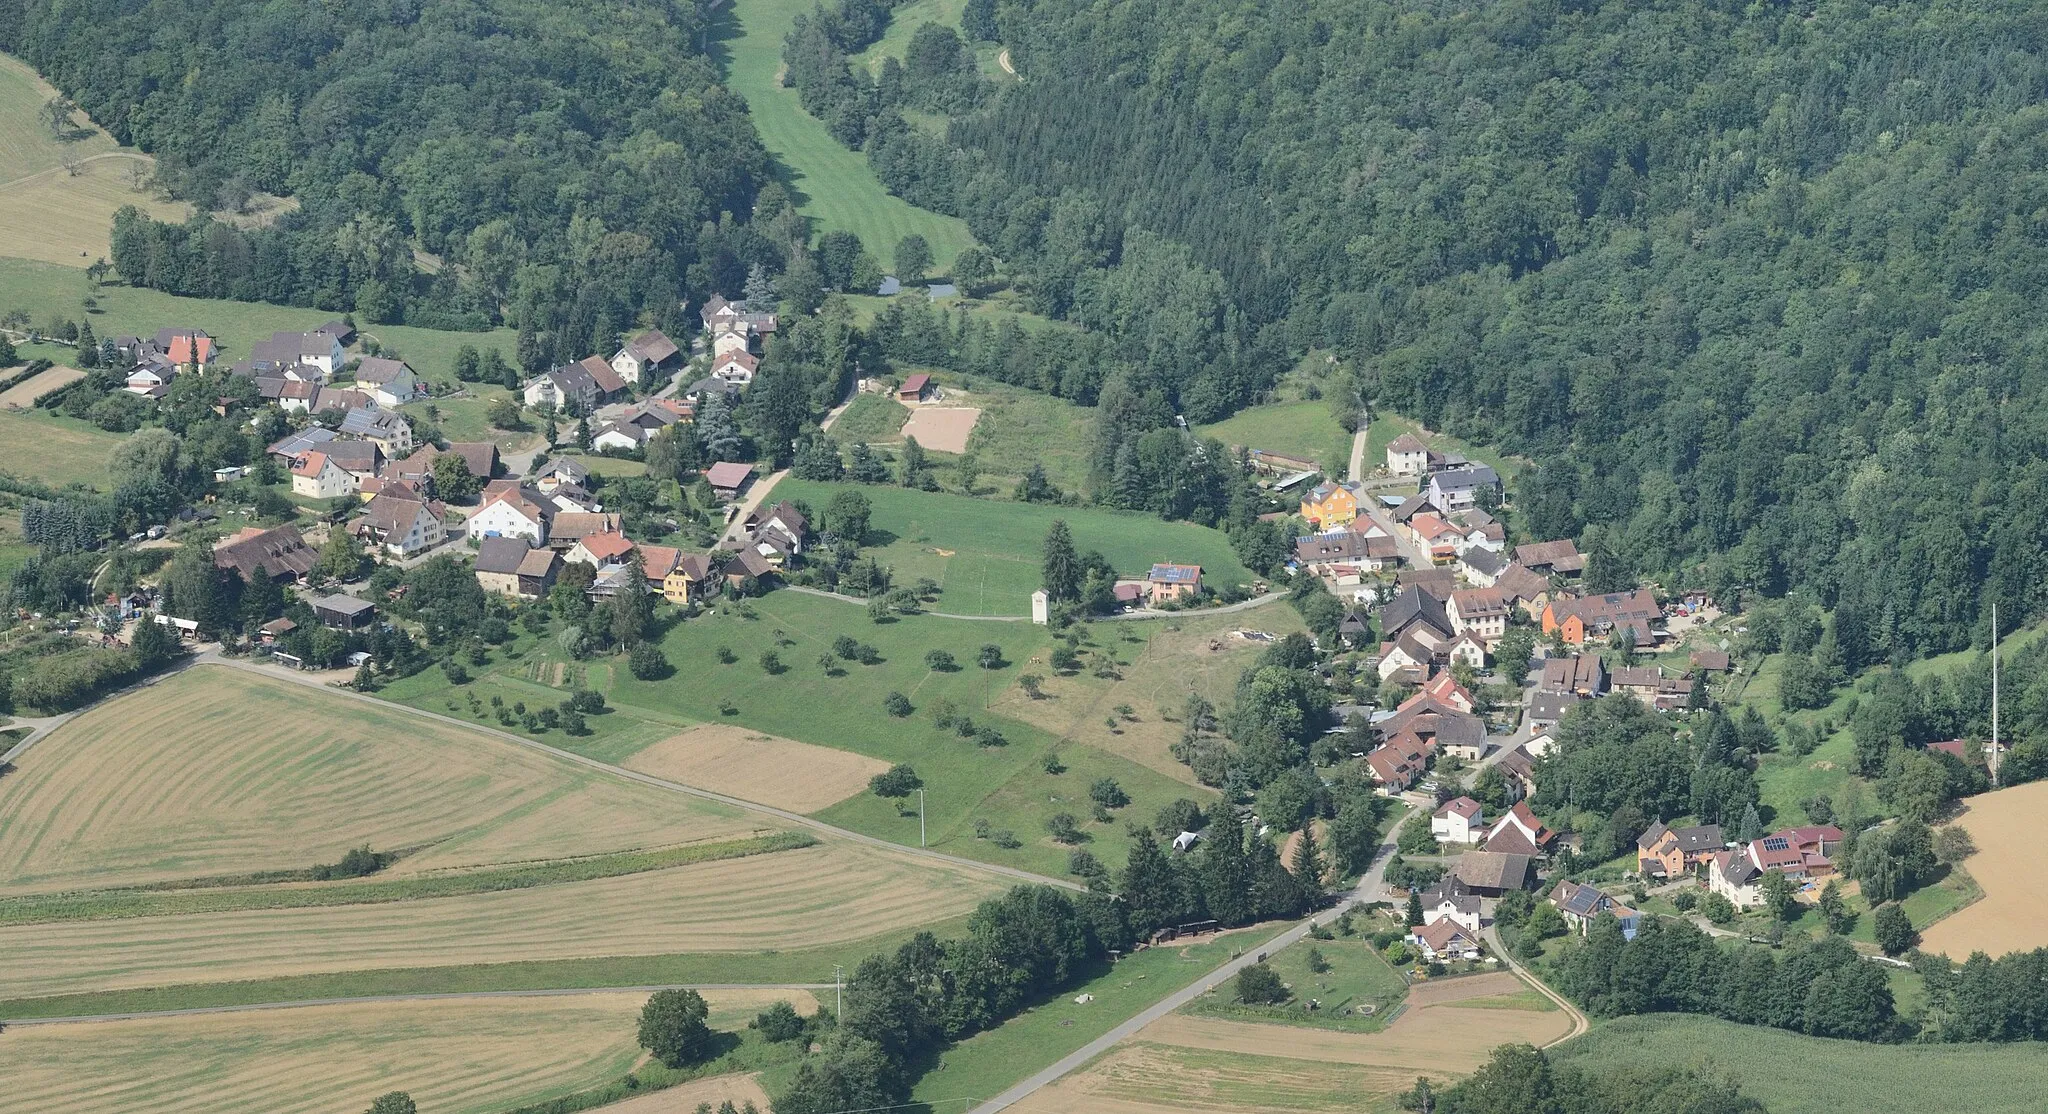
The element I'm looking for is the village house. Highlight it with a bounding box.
[1691,648,1733,674]
[1448,632,1488,669]
[1515,540,1584,577]
[1402,512,1464,563]
[611,329,681,385]
[1636,821,1726,880]
[1295,532,1400,576]
[152,327,216,368]
[1497,745,1536,802]
[712,349,758,387]
[352,489,446,557]
[1431,797,1487,845]
[705,461,754,502]
[1493,563,1554,616]
[567,531,635,569]
[1411,918,1484,962]
[661,553,716,605]
[1299,482,1359,529]
[1542,588,1661,646]
[251,329,348,380]
[725,546,779,590]
[1611,665,1666,703]
[1550,880,1642,939]
[592,421,650,453]
[523,356,630,413]
[212,524,319,585]
[313,594,376,631]
[1375,631,1435,684]
[1398,566,1460,599]
[1417,874,1484,932]
[352,357,418,406]
[1366,733,1433,791]
[1482,800,1556,858]
[1425,463,1502,511]
[289,451,355,499]
[1459,545,1506,587]
[467,484,554,544]
[1417,671,1477,713]
[474,536,535,597]
[268,427,337,461]
[1540,654,1608,697]
[1707,826,1845,909]
[534,457,590,494]
[1527,691,1582,730]
[1453,850,1533,896]
[339,407,414,457]
[547,511,623,553]
[1146,564,1202,604]
[1386,433,1431,476]
[711,326,752,359]
[320,439,381,485]
[1447,588,1512,644]
[1381,584,1456,649]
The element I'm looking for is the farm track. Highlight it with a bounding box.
[784,583,1289,623]
[2,983,834,1027]
[194,655,1080,893]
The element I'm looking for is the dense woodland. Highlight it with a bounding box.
[3,0,775,362]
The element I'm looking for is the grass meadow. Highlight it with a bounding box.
[0,407,123,489]
[1182,932,1409,1032]
[771,479,1255,616]
[712,0,974,270]
[1554,1013,2048,1114]
[1196,400,1353,476]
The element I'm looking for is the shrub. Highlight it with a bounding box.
[1671,889,1699,912]
[1699,892,1737,924]
[312,845,388,880]
[1235,963,1288,1005]
[883,690,913,716]
[629,641,671,679]
[924,648,956,671]
[754,1000,807,1043]
[870,764,923,798]
[975,724,1007,747]
[990,828,1020,848]
[716,645,736,664]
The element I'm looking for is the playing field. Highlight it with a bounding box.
[624,724,892,812]
[0,53,190,265]
[0,363,82,408]
[1920,780,2040,957]
[5,989,807,1114]
[0,407,122,489]
[1196,401,1353,476]
[0,668,757,895]
[0,840,1003,1000]
[713,0,973,270]
[900,405,981,452]
[772,480,1255,616]
[993,609,1308,785]
[1553,1013,2048,1114]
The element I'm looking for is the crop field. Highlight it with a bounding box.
[1196,401,1352,476]
[713,0,973,269]
[6,989,808,1114]
[993,609,1308,785]
[623,724,892,812]
[0,668,757,895]
[0,407,123,489]
[1920,781,2039,957]
[0,53,191,264]
[0,363,82,407]
[0,840,1003,1000]
[1015,1043,1418,1114]
[771,479,1254,616]
[599,1072,776,1114]
[0,256,515,384]
[604,591,1204,874]
[1553,1013,2048,1114]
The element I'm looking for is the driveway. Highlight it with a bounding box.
[717,379,859,546]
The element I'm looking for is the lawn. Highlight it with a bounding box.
[1196,400,1353,477]
[909,927,1268,1106]
[957,378,1097,496]
[0,256,516,383]
[0,52,190,266]
[1553,1013,2048,1114]
[771,479,1255,616]
[826,392,911,444]
[1363,408,1527,484]
[402,388,540,456]
[0,407,121,490]
[712,0,974,270]
[1182,932,1409,1032]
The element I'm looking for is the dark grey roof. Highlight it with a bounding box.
[474,536,531,575]
[313,594,375,616]
[1528,692,1582,723]
[1382,584,1453,641]
[1431,463,1500,492]
[1461,547,1505,576]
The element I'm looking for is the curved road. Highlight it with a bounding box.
[196,656,1081,894]
[3,984,835,1028]
[1484,924,1590,1046]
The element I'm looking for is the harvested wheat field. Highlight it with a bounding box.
[592,1072,776,1114]
[626,724,891,812]
[4,991,748,1114]
[994,611,1308,785]
[0,364,82,408]
[0,842,1004,1000]
[1011,1042,1418,1114]
[0,667,753,894]
[1921,780,2040,957]
[899,406,981,453]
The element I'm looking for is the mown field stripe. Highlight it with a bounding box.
[0,832,815,926]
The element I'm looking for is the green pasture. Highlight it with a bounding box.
[1197,400,1353,476]
[1182,932,1408,1032]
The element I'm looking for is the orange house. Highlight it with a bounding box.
[1541,589,1659,646]
[1300,482,1358,528]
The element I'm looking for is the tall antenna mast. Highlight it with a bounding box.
[1992,602,2001,786]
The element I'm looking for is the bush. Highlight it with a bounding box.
[1047,812,1086,844]
[990,828,1020,849]
[629,641,671,679]
[1671,889,1699,912]
[870,764,923,798]
[1699,892,1737,924]
[924,648,956,671]
[883,690,913,716]
[1235,963,1289,1005]
[754,1000,807,1043]
[312,845,388,880]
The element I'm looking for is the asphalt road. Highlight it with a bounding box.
[965,806,1414,1114]
[2,983,836,1027]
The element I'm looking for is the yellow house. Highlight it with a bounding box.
[662,553,714,605]
[1300,482,1358,528]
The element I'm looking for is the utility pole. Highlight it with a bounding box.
[918,787,927,847]
[833,964,844,1022]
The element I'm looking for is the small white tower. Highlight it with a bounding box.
[1031,589,1050,625]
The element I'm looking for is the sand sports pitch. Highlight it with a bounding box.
[1011,971,1570,1114]
[625,724,892,813]
[1920,780,2036,957]
[0,842,1005,1001]
[4,989,804,1114]
[0,668,757,894]
[899,405,981,453]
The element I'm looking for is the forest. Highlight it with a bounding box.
[859,0,2048,657]
[2,0,777,364]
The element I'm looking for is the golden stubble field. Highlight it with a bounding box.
[3,989,811,1114]
[1012,972,1571,1114]
[625,723,892,813]
[0,841,1005,1001]
[0,668,757,894]
[1920,779,2041,958]
[993,609,1309,786]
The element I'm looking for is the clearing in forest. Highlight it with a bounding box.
[5,989,809,1114]
[0,667,757,895]
[625,724,892,812]
[1919,779,2041,957]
